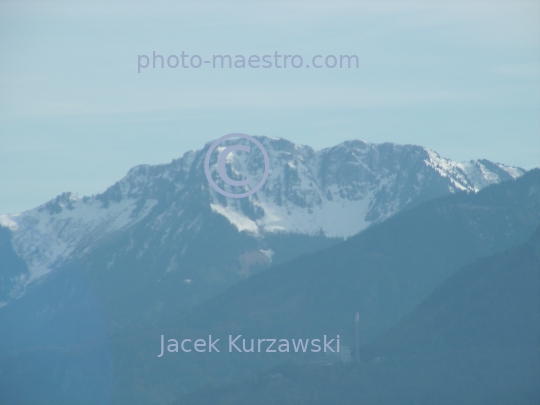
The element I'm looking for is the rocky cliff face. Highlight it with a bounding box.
[0,136,525,310]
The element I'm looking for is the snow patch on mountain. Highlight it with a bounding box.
[204,140,524,238]
[4,194,157,285]
[1,136,526,295]
[0,214,19,231]
[210,204,259,234]
[248,189,374,238]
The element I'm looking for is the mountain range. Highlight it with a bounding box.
[0,136,525,313]
[180,224,540,405]
[0,135,535,405]
[123,168,539,404]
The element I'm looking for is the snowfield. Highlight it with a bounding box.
[1,136,525,296]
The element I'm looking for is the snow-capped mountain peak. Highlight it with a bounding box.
[0,136,526,299]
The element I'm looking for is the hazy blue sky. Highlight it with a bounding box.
[1,0,539,214]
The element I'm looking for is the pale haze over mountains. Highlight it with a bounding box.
[0,135,537,405]
[0,136,525,307]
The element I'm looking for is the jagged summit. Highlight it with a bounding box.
[0,136,526,300]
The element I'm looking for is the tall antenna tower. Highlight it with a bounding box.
[355,311,360,362]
